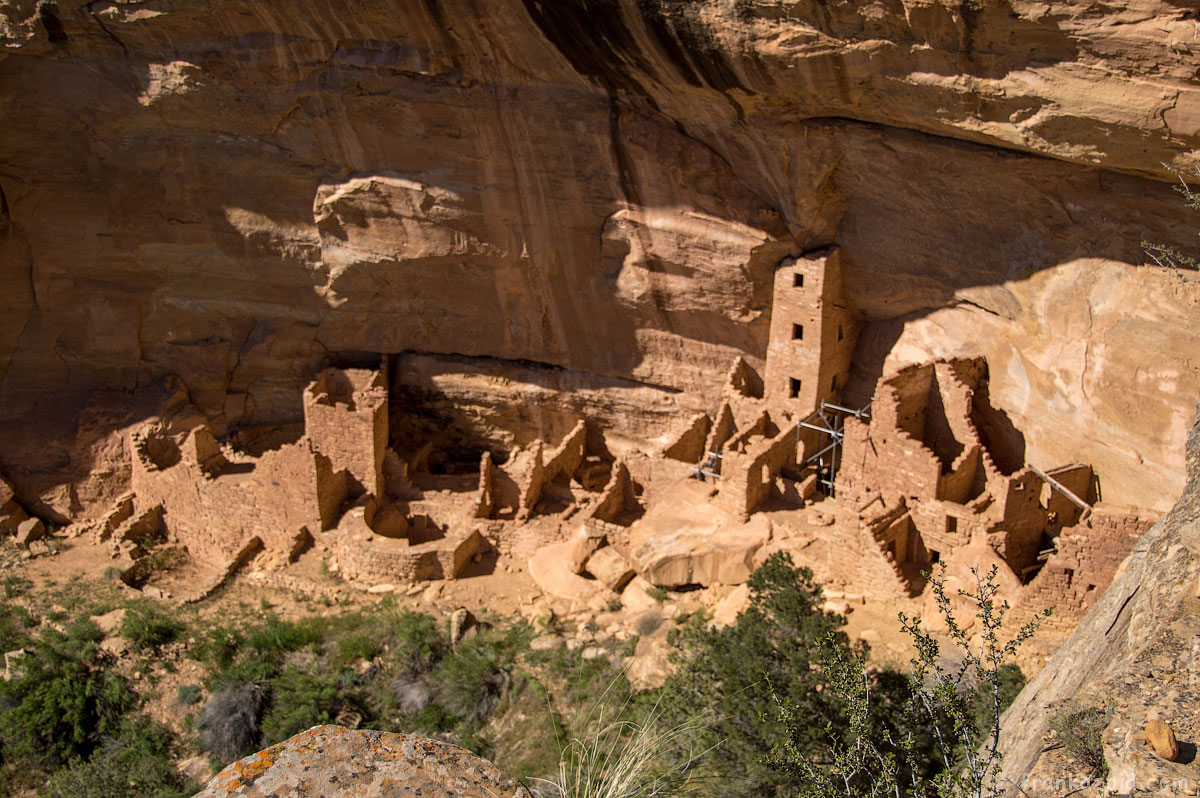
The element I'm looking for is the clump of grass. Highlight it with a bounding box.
[121,602,186,652]
[176,684,202,706]
[1050,704,1108,779]
[535,694,713,798]
[646,586,668,604]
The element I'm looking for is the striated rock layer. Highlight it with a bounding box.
[0,1,1198,518]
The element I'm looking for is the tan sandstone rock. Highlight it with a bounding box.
[1144,719,1180,762]
[194,725,530,797]
[584,546,636,592]
[0,1,1197,528]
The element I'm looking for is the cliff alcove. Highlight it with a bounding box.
[0,0,1199,793]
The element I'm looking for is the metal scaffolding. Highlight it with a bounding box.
[797,394,873,497]
[691,450,722,482]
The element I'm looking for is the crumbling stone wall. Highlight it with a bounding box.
[131,426,322,565]
[1015,504,1158,632]
[661,413,712,463]
[704,403,737,457]
[474,451,495,519]
[716,425,798,520]
[590,460,638,525]
[837,410,941,505]
[936,444,982,504]
[304,368,388,497]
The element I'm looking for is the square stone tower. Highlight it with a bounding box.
[303,367,388,497]
[764,249,857,419]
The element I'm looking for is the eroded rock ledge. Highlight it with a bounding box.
[194,725,531,798]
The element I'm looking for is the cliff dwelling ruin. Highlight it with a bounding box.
[3,244,1156,654]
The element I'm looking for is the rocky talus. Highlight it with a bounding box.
[998,399,1200,794]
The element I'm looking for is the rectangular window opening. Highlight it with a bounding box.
[793,272,804,288]
[945,517,958,534]
[789,378,802,399]
[791,323,803,340]
[837,324,844,342]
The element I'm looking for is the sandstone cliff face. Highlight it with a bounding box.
[998,398,1200,792]
[0,1,1197,516]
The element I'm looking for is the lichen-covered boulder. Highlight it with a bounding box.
[194,725,531,797]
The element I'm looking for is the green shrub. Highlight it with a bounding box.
[770,564,1043,798]
[0,620,135,767]
[389,611,448,679]
[259,665,346,745]
[659,552,855,795]
[39,718,193,798]
[0,597,36,651]
[175,684,202,706]
[190,625,243,673]
[246,615,321,661]
[429,641,509,725]
[121,602,186,652]
[1049,704,1108,779]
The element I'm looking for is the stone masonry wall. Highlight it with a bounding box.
[131,426,322,566]
[716,425,798,520]
[304,368,388,497]
[837,413,942,506]
[764,249,857,420]
[1015,504,1158,633]
[661,413,712,463]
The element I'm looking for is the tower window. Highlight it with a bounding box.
[791,323,803,340]
[946,517,958,534]
[837,324,844,341]
[793,272,804,288]
[789,378,802,398]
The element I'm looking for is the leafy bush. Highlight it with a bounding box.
[121,602,186,652]
[190,625,242,673]
[0,597,36,651]
[0,619,135,768]
[389,610,448,679]
[430,641,510,724]
[175,684,202,706]
[40,718,194,798]
[770,564,1042,798]
[198,681,264,763]
[259,666,346,745]
[659,552,854,795]
[246,616,321,662]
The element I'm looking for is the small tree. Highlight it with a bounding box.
[1142,164,1200,282]
[659,552,858,795]
[769,564,1046,798]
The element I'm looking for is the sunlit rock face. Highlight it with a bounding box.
[0,0,1197,514]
